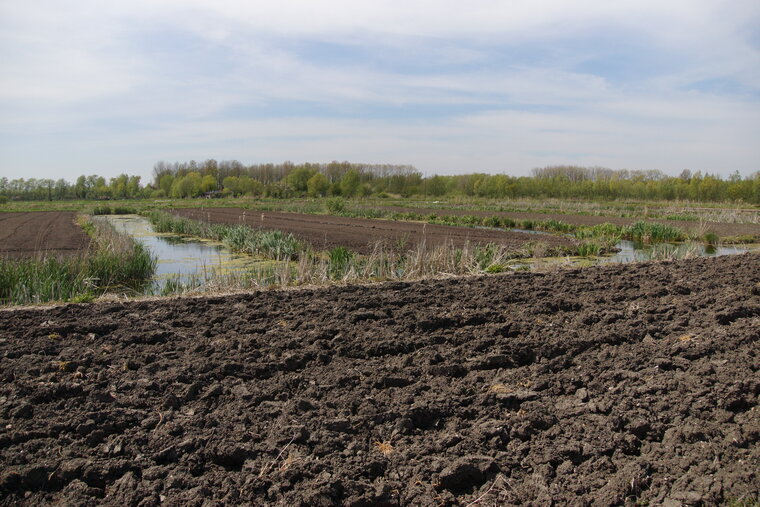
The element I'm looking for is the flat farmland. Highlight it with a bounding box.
[0,212,89,258]
[172,207,578,254]
[0,254,757,505]
[368,205,760,238]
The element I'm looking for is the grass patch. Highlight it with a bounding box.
[647,242,703,261]
[623,221,685,243]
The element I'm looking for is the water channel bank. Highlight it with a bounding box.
[99,215,265,292]
[102,214,757,293]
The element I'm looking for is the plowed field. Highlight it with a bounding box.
[1,254,758,505]
[0,212,89,258]
[367,205,760,238]
[171,208,578,254]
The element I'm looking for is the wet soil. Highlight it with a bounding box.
[0,254,758,506]
[171,208,577,255]
[0,212,90,259]
[370,205,760,239]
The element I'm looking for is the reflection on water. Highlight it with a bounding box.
[602,240,751,264]
[103,215,755,282]
[507,239,754,271]
[100,215,261,290]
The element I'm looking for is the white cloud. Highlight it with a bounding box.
[0,0,758,180]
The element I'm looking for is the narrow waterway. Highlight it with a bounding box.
[103,215,756,287]
[100,215,262,291]
[603,239,752,263]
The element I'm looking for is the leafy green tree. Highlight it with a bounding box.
[200,174,217,193]
[159,174,174,196]
[307,173,330,197]
[286,167,317,193]
[75,175,88,199]
[223,176,240,196]
[426,175,449,196]
[340,170,361,197]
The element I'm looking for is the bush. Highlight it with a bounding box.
[624,221,685,243]
[325,197,346,214]
[704,232,719,245]
[92,205,112,215]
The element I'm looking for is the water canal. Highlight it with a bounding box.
[103,214,756,290]
[99,215,263,292]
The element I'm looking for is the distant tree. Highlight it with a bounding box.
[223,176,240,196]
[238,176,264,196]
[286,167,318,193]
[307,173,330,197]
[340,170,361,197]
[127,176,141,198]
[170,172,203,198]
[426,175,449,196]
[200,174,217,193]
[159,174,174,196]
[75,175,88,199]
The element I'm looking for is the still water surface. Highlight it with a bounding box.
[101,215,261,290]
[104,215,755,286]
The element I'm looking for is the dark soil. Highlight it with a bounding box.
[1,254,759,506]
[0,212,90,259]
[370,205,760,239]
[171,208,578,255]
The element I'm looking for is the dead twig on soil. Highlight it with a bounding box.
[259,434,296,478]
[466,474,509,506]
[153,410,164,432]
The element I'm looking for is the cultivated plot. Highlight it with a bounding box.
[0,212,90,259]
[172,207,578,254]
[0,254,758,504]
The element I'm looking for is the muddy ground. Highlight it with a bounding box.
[0,212,89,259]
[1,254,758,505]
[172,208,578,255]
[368,205,760,239]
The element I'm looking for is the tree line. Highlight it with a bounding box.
[1,162,759,204]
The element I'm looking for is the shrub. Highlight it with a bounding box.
[704,232,719,245]
[92,205,112,215]
[482,216,502,228]
[325,197,346,214]
[624,221,685,243]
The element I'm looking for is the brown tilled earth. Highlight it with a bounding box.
[0,212,90,258]
[368,205,760,238]
[1,254,759,505]
[171,208,578,255]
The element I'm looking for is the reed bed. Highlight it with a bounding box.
[0,217,156,305]
[152,239,541,296]
[145,211,302,261]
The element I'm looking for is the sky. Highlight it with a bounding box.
[1,0,759,183]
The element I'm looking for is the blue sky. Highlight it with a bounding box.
[1,0,759,182]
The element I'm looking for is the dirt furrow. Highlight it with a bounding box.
[172,207,578,254]
[0,212,90,259]
[0,254,758,505]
